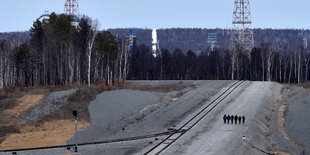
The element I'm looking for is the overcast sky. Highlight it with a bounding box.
[1,0,310,32]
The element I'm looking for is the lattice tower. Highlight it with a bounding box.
[230,0,254,54]
[64,0,80,16]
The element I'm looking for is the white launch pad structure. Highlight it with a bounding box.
[152,29,159,57]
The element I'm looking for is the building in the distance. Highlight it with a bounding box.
[128,35,137,56]
[37,12,80,27]
[38,0,80,26]
[207,33,217,51]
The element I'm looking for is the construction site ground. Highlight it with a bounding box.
[0,81,309,155]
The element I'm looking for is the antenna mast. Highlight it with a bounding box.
[230,0,254,54]
[64,0,80,16]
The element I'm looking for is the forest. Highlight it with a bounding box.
[0,13,130,87]
[0,14,309,88]
[109,28,308,53]
[129,44,309,84]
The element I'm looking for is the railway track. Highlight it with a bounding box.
[144,80,245,155]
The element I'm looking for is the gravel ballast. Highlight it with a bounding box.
[69,89,164,144]
[22,89,76,124]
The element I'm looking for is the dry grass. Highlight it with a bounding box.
[0,87,15,100]
[0,120,89,150]
[0,88,51,147]
[0,85,94,150]
[296,82,310,89]
[283,82,310,89]
[4,95,45,116]
[123,82,195,93]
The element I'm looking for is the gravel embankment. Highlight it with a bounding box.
[271,86,310,154]
[22,89,76,124]
[285,87,310,148]
[69,81,232,144]
[68,89,164,144]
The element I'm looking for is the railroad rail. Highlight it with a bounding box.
[144,80,245,155]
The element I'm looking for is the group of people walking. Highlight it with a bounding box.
[223,114,245,124]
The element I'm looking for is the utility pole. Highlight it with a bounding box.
[72,109,78,152]
[230,0,254,80]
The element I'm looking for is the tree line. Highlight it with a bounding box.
[128,44,310,83]
[0,14,310,88]
[0,13,130,88]
[109,28,309,53]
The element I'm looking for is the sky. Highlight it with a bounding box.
[1,0,310,32]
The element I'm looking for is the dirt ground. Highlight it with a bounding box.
[4,95,45,117]
[277,104,302,148]
[0,87,91,151]
[0,120,89,150]
[0,82,192,151]
[0,89,51,146]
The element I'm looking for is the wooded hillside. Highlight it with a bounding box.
[109,28,308,53]
[0,17,309,88]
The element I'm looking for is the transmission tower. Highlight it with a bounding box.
[230,0,254,54]
[64,0,80,16]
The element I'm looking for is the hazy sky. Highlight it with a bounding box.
[1,0,310,32]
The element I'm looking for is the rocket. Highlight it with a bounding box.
[152,29,158,57]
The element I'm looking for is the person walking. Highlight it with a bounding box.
[223,114,227,124]
[230,115,234,124]
[238,116,242,124]
[227,115,231,124]
[242,115,245,124]
[234,115,238,124]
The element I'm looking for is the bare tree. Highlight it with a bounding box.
[264,45,275,81]
[305,53,310,82]
[261,46,265,81]
[297,49,302,83]
[87,20,98,86]
[230,50,237,80]
[218,50,226,79]
[0,43,3,88]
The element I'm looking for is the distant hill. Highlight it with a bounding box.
[0,32,29,44]
[0,28,308,52]
[109,28,309,52]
